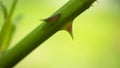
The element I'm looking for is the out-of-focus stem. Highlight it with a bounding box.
[0,0,18,55]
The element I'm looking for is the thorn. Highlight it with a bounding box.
[44,14,61,23]
[62,21,74,39]
[66,22,73,39]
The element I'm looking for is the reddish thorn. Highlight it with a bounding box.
[45,14,61,23]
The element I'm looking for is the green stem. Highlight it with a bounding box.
[0,0,18,55]
[9,0,18,18]
[0,1,8,19]
[0,0,96,68]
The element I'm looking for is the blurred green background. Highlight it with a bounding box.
[0,0,120,68]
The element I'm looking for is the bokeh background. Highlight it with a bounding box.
[0,0,120,68]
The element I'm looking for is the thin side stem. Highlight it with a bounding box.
[0,0,18,55]
[9,0,18,18]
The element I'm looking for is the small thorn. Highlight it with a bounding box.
[44,14,61,23]
[62,21,74,39]
[66,22,73,39]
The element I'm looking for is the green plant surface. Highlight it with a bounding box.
[0,0,18,55]
[14,0,120,68]
[0,0,96,68]
[0,0,120,68]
